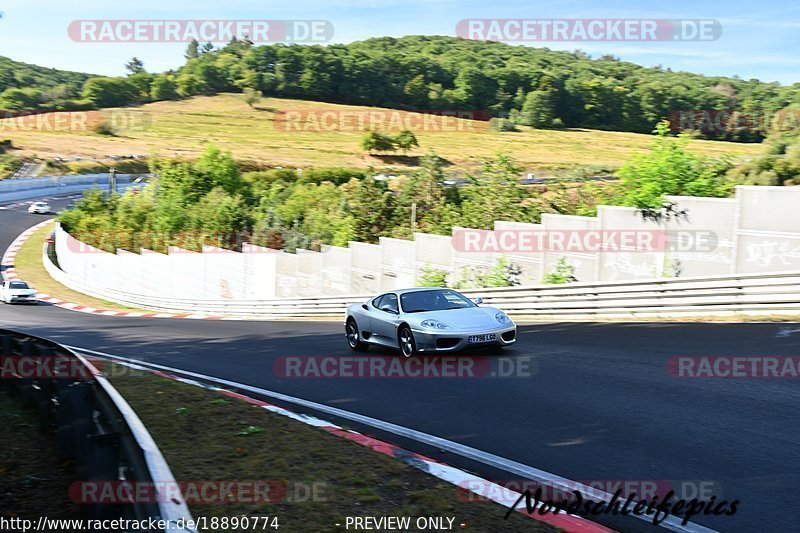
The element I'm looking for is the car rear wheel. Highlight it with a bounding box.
[398,326,417,357]
[346,319,368,352]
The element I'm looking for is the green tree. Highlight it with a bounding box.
[343,177,395,242]
[193,145,245,196]
[393,130,419,154]
[186,188,251,249]
[125,57,146,75]
[150,75,179,100]
[392,152,449,237]
[518,89,557,127]
[185,40,200,60]
[488,117,518,132]
[242,87,261,108]
[81,77,138,107]
[360,130,396,154]
[617,121,733,208]
[0,88,42,110]
[459,153,529,229]
[403,74,429,107]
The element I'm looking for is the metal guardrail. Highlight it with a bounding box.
[0,173,146,193]
[42,241,800,318]
[0,328,194,531]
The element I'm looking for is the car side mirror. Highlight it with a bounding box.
[474,297,484,305]
[361,304,369,310]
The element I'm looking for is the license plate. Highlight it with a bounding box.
[468,334,496,344]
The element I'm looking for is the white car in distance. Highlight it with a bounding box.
[27,201,51,214]
[0,280,38,304]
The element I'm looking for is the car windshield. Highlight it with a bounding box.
[9,281,29,289]
[400,289,476,313]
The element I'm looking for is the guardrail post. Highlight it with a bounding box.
[0,334,10,393]
[32,344,58,432]
[57,380,90,461]
[86,431,121,521]
[18,340,35,407]
[67,382,94,481]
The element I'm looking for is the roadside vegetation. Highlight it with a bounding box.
[57,119,770,261]
[109,365,553,532]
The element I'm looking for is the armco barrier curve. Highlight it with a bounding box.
[42,239,800,319]
[0,328,195,531]
[0,174,146,205]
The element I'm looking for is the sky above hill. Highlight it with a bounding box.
[1,0,798,84]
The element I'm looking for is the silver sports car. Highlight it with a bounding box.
[345,288,516,356]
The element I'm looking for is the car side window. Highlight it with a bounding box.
[380,293,399,314]
[372,295,385,308]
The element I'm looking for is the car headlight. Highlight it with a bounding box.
[420,319,452,330]
[495,312,510,324]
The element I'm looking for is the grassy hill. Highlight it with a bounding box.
[1,94,764,173]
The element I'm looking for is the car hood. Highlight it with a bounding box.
[404,306,508,330]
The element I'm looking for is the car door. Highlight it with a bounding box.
[369,293,401,346]
[356,295,388,344]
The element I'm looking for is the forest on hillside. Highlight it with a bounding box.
[2,36,799,142]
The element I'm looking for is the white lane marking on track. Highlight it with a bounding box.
[776,326,800,337]
[67,345,719,533]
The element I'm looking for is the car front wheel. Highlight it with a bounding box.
[398,326,417,357]
[346,319,368,352]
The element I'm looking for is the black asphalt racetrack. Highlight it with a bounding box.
[2,196,798,532]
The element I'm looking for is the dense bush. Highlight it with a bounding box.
[488,117,518,132]
[59,144,536,253]
[616,121,735,208]
[726,131,800,185]
[57,120,772,255]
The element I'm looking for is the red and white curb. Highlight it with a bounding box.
[0,200,37,211]
[1,218,54,282]
[1,219,226,320]
[91,353,614,533]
